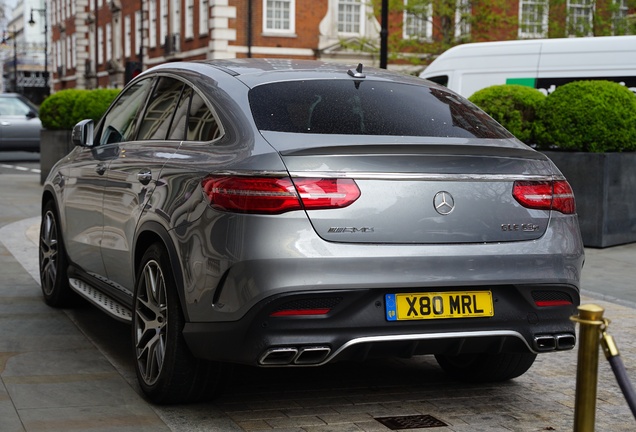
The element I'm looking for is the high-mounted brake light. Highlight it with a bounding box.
[201,175,360,214]
[512,180,576,215]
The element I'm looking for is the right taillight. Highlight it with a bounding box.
[512,180,576,215]
[201,175,360,214]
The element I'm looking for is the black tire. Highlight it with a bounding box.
[132,243,226,404]
[39,201,75,307]
[435,352,537,382]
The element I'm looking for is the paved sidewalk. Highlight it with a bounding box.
[1,180,636,430]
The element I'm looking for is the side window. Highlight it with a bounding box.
[137,77,185,140]
[168,86,193,140]
[426,75,449,87]
[187,92,222,141]
[98,78,153,145]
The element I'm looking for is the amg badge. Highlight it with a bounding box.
[328,227,375,233]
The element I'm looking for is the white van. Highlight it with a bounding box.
[419,35,636,98]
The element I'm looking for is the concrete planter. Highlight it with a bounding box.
[543,151,636,248]
[39,129,73,185]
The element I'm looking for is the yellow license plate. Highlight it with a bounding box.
[385,291,494,321]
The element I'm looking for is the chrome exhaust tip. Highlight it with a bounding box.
[259,347,298,365]
[534,335,556,351]
[556,333,576,350]
[294,346,331,365]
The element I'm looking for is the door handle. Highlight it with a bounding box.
[95,163,107,175]
[137,169,152,185]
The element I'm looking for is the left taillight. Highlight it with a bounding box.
[201,175,360,214]
[512,180,576,215]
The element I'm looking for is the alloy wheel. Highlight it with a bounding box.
[134,259,168,386]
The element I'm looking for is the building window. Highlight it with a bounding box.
[264,0,295,34]
[613,0,630,35]
[567,0,594,36]
[106,23,112,62]
[455,0,471,40]
[71,34,76,69]
[149,0,157,48]
[403,0,432,40]
[200,0,209,36]
[519,0,548,38]
[338,0,362,34]
[125,15,132,58]
[160,0,168,46]
[135,11,142,56]
[171,0,181,35]
[98,27,104,65]
[186,0,194,38]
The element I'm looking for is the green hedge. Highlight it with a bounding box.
[534,80,636,152]
[39,88,121,130]
[469,84,545,144]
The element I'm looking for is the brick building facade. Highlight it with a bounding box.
[47,0,634,92]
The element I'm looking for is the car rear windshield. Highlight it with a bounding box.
[248,80,512,139]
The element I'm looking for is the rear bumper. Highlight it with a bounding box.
[182,283,580,366]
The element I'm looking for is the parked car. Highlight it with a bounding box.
[0,93,42,152]
[39,59,584,404]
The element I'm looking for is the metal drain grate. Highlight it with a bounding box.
[375,414,448,430]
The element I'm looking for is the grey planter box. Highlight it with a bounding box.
[543,151,636,248]
[39,129,74,185]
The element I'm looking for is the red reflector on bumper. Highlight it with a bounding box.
[270,308,331,317]
[535,300,573,307]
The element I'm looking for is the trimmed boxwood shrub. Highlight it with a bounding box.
[469,84,546,144]
[71,89,121,126]
[535,80,636,152]
[40,88,121,130]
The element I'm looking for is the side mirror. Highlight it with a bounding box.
[26,110,37,119]
[72,119,94,147]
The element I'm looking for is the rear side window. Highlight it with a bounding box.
[137,77,185,140]
[249,80,512,139]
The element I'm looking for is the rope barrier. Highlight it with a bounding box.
[571,304,636,431]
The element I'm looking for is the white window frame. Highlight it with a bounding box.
[125,15,132,58]
[98,27,104,65]
[71,34,76,69]
[199,0,209,36]
[106,23,112,62]
[403,0,432,40]
[186,0,194,39]
[518,0,549,38]
[337,0,364,35]
[160,0,168,46]
[613,0,630,35]
[135,11,142,56]
[567,0,594,37]
[171,0,181,35]
[263,0,296,35]
[149,0,157,48]
[455,0,471,39]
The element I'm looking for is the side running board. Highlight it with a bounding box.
[69,278,133,323]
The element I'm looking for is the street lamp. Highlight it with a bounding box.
[28,5,48,97]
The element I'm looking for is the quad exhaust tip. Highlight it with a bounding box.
[259,346,331,365]
[534,333,576,352]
